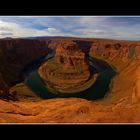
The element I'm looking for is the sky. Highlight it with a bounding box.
[0,16,140,40]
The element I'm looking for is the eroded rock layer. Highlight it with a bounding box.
[1,37,140,123]
[38,41,95,94]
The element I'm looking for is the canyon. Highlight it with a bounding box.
[38,40,96,94]
[0,37,140,123]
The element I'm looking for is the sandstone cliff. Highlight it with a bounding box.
[38,40,95,94]
[0,37,140,123]
[0,38,53,98]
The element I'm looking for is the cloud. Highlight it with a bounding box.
[0,16,140,40]
[0,20,65,38]
[0,32,13,36]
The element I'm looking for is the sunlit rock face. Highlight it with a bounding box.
[38,40,96,94]
[2,38,140,123]
[134,46,140,60]
[55,41,89,71]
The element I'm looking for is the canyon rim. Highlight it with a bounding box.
[0,16,140,123]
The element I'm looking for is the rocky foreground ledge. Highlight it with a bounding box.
[1,37,140,123]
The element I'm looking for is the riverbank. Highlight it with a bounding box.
[23,53,117,100]
[45,73,99,94]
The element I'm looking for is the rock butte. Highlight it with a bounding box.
[1,37,140,123]
[38,40,96,94]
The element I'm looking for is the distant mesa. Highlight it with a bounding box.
[38,40,97,94]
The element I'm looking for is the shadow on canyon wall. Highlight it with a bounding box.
[74,40,93,54]
[24,55,117,101]
[0,37,139,100]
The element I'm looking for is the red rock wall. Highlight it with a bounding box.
[0,39,52,87]
[0,37,140,90]
[89,42,140,62]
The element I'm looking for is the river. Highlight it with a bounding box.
[24,54,116,100]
